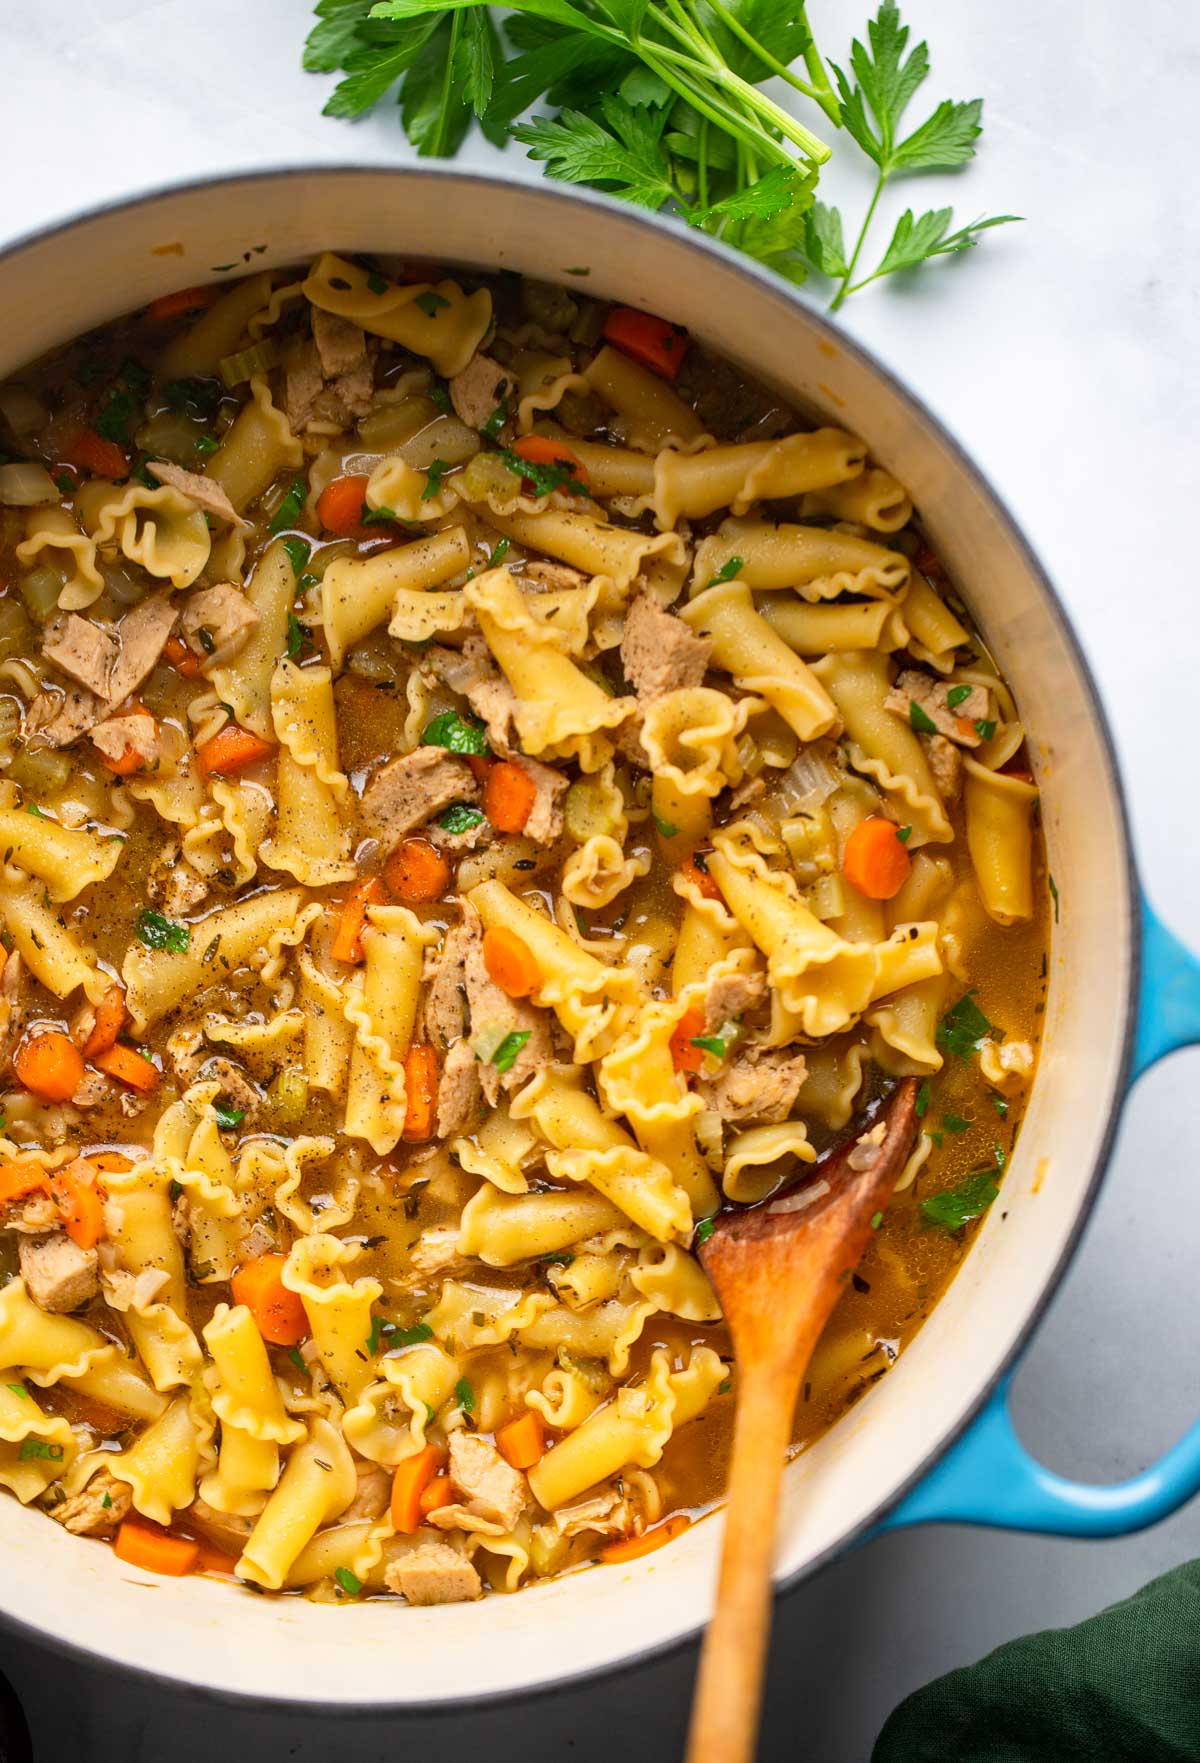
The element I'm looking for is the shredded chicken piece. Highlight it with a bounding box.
[384,1541,482,1605]
[698,1045,808,1125]
[181,583,259,667]
[360,748,479,849]
[434,1038,482,1138]
[425,637,518,759]
[514,756,567,845]
[459,902,552,1101]
[49,1468,130,1537]
[447,1430,527,1530]
[885,669,989,746]
[28,593,178,749]
[146,461,249,529]
[18,1231,99,1312]
[90,711,161,768]
[923,732,963,803]
[620,593,711,702]
[448,354,512,430]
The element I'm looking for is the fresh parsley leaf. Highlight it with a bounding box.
[694,1216,716,1245]
[914,1079,931,1117]
[24,804,47,819]
[869,1211,883,1230]
[303,0,377,72]
[538,1251,575,1268]
[869,208,1021,287]
[194,434,219,457]
[322,19,442,120]
[496,446,587,499]
[164,376,222,418]
[286,612,307,659]
[652,811,679,839]
[896,825,913,844]
[455,1376,475,1413]
[690,1035,729,1059]
[282,536,311,577]
[135,909,190,954]
[18,1439,63,1463]
[428,381,452,412]
[421,709,490,757]
[491,536,510,565]
[365,1314,381,1356]
[414,290,451,319]
[361,504,400,526]
[942,1112,970,1134]
[710,555,745,585]
[921,1170,999,1232]
[334,1567,363,1597]
[213,1103,245,1131]
[6,1383,27,1400]
[422,457,451,501]
[482,397,509,438]
[803,201,848,279]
[514,98,676,212]
[491,1030,532,1074]
[439,802,485,835]
[54,471,76,495]
[993,1141,1007,1172]
[936,992,994,1061]
[992,1093,1009,1117]
[946,684,971,710]
[974,716,998,741]
[388,1321,434,1348]
[268,476,307,534]
[909,699,937,735]
[288,1346,308,1373]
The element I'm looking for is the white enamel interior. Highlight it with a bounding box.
[0,169,1135,1707]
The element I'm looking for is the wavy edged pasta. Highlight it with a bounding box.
[681,580,838,742]
[303,253,491,378]
[325,525,470,667]
[692,516,910,600]
[77,480,210,588]
[259,660,354,886]
[653,429,866,529]
[15,507,103,611]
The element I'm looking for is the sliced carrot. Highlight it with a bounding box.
[100,735,154,777]
[955,716,977,741]
[678,854,722,903]
[64,427,130,480]
[47,1158,105,1250]
[0,1165,50,1207]
[81,985,127,1061]
[114,1521,198,1577]
[146,285,220,324]
[418,1474,455,1517]
[599,1512,690,1564]
[484,760,537,834]
[162,635,201,679]
[602,307,688,381]
[383,838,451,905]
[231,1252,308,1347]
[330,876,385,965]
[390,1444,445,1533]
[316,474,371,536]
[401,1045,439,1144]
[842,816,911,902]
[196,724,274,778]
[495,1412,545,1471]
[194,1539,241,1576]
[482,926,542,1000]
[92,1043,159,1093]
[465,754,492,785]
[87,1151,133,1174]
[14,1030,84,1102]
[510,434,590,486]
[669,1005,707,1075]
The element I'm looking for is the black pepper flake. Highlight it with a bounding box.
[802,1381,812,1403]
[852,1273,870,1294]
[513,858,536,870]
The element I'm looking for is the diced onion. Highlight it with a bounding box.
[0,462,58,507]
[564,777,621,844]
[218,339,278,389]
[397,414,480,470]
[18,565,64,622]
[8,748,72,795]
[267,1067,309,1123]
[695,1109,725,1171]
[757,742,841,827]
[358,396,438,452]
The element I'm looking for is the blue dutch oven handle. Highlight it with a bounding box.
[883,896,1200,1538]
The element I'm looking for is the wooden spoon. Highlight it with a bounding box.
[685,1077,920,1763]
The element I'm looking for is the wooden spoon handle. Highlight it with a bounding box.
[684,1358,801,1763]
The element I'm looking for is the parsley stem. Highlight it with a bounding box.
[638,48,795,170]
[433,10,462,157]
[696,0,836,118]
[696,117,710,210]
[645,15,831,164]
[830,167,886,311]
[795,4,841,127]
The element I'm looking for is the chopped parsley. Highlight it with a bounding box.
[429,382,452,413]
[942,1112,971,1134]
[366,271,389,296]
[288,1347,308,1373]
[1048,873,1060,922]
[482,398,509,439]
[909,699,938,736]
[6,1383,27,1400]
[974,717,997,741]
[17,1439,63,1463]
[896,825,913,844]
[102,1493,112,1509]
[690,1035,730,1060]
[388,1321,433,1349]
[694,1217,716,1245]
[414,291,451,319]
[286,612,308,659]
[422,710,489,757]
[492,1030,532,1073]
[164,376,222,419]
[946,684,972,710]
[135,909,190,954]
[25,804,48,819]
[921,1170,1000,1232]
[267,475,307,534]
[538,1252,575,1268]
[869,1212,883,1230]
[334,1567,363,1597]
[915,1079,931,1118]
[96,359,150,444]
[422,458,451,501]
[282,535,311,577]
[54,471,76,494]
[169,1180,183,1203]
[490,537,510,565]
[194,434,219,457]
[992,1094,1009,1117]
[718,1377,732,1394]
[652,812,680,839]
[496,447,587,499]
[439,802,484,835]
[213,1103,245,1132]
[710,555,745,585]
[936,992,994,1061]
[455,1376,475,1413]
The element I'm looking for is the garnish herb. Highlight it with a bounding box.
[652,811,680,839]
[25,804,47,819]
[303,1,1014,306]
[974,717,997,741]
[367,271,389,294]
[213,1103,245,1131]
[690,1034,729,1060]
[710,555,745,585]
[946,684,971,709]
[491,537,510,565]
[389,1321,434,1348]
[497,447,587,499]
[288,1346,308,1373]
[421,709,490,756]
[286,612,307,659]
[97,359,150,444]
[439,802,485,834]
[992,1094,1009,1117]
[365,1315,382,1356]
[334,1567,363,1596]
[908,699,937,736]
[869,1211,882,1230]
[694,1217,716,1245]
[539,1251,575,1268]
[54,472,76,494]
[936,991,993,1061]
[429,382,452,412]
[921,1169,1000,1232]
[422,457,451,500]
[482,398,509,439]
[492,1030,532,1073]
[194,434,219,457]
[896,824,913,843]
[282,536,311,577]
[455,1376,476,1413]
[361,504,401,526]
[942,1112,970,1134]
[914,1078,931,1117]
[135,909,190,954]
[268,476,307,534]
[6,1383,27,1400]
[17,1439,63,1463]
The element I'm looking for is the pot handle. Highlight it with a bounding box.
[881,896,1200,1537]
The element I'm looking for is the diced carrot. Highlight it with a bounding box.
[196,724,274,778]
[465,754,492,785]
[231,1252,309,1347]
[331,877,385,966]
[602,307,688,381]
[114,1521,199,1577]
[316,474,370,536]
[87,1151,133,1174]
[92,1043,159,1093]
[100,733,155,777]
[81,985,127,1061]
[146,285,220,324]
[955,717,977,741]
[678,854,722,903]
[510,434,590,486]
[0,1165,50,1207]
[383,838,451,905]
[14,1030,84,1102]
[418,1474,455,1517]
[162,635,201,679]
[401,1045,439,1144]
[482,926,542,1000]
[194,1539,241,1576]
[390,1444,445,1533]
[842,816,911,902]
[63,427,130,480]
[483,760,537,834]
[47,1158,105,1250]
[495,1412,545,1471]
[669,1005,707,1075]
[599,1513,690,1564]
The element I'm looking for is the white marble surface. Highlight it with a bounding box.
[2,1,1199,1757]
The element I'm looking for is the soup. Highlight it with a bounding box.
[0,256,1047,1603]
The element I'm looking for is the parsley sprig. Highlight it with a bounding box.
[303,0,1014,304]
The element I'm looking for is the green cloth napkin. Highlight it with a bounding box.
[872,1560,1200,1762]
